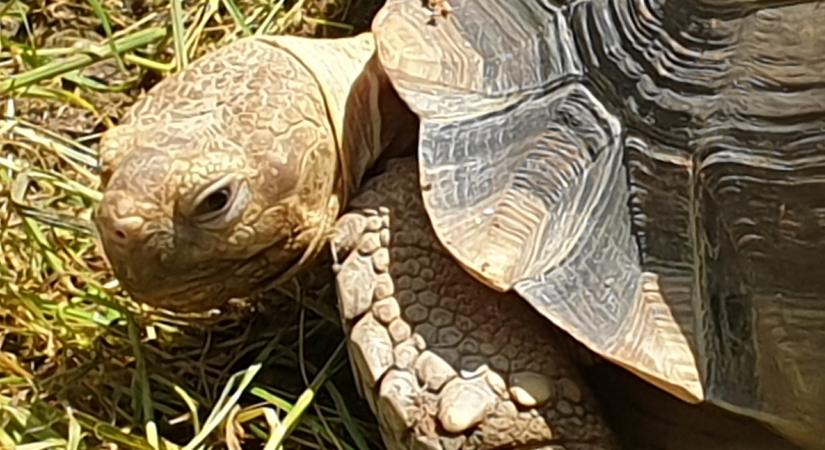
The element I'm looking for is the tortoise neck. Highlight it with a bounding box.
[333,47,419,206]
[283,33,419,209]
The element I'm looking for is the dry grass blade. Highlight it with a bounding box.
[183,363,261,450]
[221,0,253,36]
[171,0,189,70]
[1,0,381,449]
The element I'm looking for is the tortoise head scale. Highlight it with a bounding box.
[93,34,392,312]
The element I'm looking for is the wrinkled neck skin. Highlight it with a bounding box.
[275,33,419,213]
[261,33,418,287]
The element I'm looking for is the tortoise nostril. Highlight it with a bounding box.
[108,215,146,242]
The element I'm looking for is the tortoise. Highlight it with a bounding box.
[93,0,825,449]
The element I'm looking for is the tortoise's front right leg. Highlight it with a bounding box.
[332,157,619,450]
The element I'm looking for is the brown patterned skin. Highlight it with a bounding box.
[95,33,415,310]
[334,157,619,450]
[96,37,341,310]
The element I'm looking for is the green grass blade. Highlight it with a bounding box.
[0,27,166,93]
[184,0,219,51]
[264,341,345,450]
[170,0,189,70]
[182,363,262,450]
[72,410,161,450]
[85,0,127,72]
[325,384,370,450]
[65,407,83,450]
[220,0,252,36]
[127,317,156,444]
[3,119,99,169]
[172,384,202,434]
[255,0,284,36]
[16,440,68,450]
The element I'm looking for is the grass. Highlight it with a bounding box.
[0,0,381,448]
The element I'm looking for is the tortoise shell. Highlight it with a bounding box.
[371,0,825,447]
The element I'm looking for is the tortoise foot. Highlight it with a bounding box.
[333,157,619,450]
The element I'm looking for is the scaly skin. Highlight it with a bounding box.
[92,14,805,450]
[95,33,414,311]
[328,156,799,450]
[94,30,621,449]
[333,157,619,450]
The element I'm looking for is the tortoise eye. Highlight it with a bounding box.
[194,188,231,217]
[191,175,238,224]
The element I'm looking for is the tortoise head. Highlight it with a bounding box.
[94,39,341,311]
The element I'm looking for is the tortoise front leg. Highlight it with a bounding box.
[332,157,619,450]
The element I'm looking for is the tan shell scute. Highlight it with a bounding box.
[374,0,581,118]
